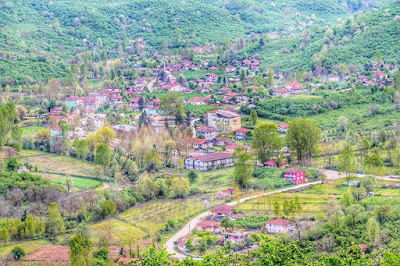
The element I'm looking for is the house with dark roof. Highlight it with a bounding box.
[266,219,296,234]
[191,138,211,151]
[184,153,233,171]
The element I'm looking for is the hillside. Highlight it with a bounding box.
[244,2,400,72]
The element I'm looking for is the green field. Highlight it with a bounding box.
[50,176,101,189]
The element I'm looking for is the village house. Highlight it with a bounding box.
[184,153,233,171]
[134,78,147,88]
[283,168,307,185]
[249,60,260,70]
[234,128,250,140]
[83,97,98,111]
[191,138,211,151]
[196,221,221,233]
[218,87,232,95]
[225,65,237,73]
[64,96,83,109]
[225,143,251,153]
[50,125,62,138]
[129,96,141,110]
[372,71,388,81]
[264,158,289,168]
[213,137,228,146]
[285,82,302,91]
[146,98,161,108]
[177,242,188,252]
[277,123,288,133]
[187,96,206,105]
[205,73,218,82]
[324,74,341,83]
[208,110,241,132]
[357,75,369,84]
[224,231,251,243]
[266,219,296,234]
[212,204,234,218]
[197,126,217,141]
[50,107,62,116]
[217,188,234,198]
[272,89,290,98]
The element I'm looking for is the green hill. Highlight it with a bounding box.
[0,0,395,84]
[243,2,400,72]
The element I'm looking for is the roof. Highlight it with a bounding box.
[196,221,221,228]
[267,218,294,226]
[215,110,240,118]
[357,75,369,79]
[206,73,218,77]
[264,159,278,165]
[197,126,216,133]
[225,143,250,150]
[188,97,206,103]
[178,241,186,247]
[274,89,289,93]
[187,152,232,162]
[229,213,245,219]
[213,204,234,214]
[191,138,208,145]
[284,167,305,174]
[50,125,61,131]
[278,123,288,128]
[235,127,249,133]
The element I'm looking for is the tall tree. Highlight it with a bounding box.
[69,234,93,266]
[95,144,111,167]
[45,202,65,241]
[286,118,321,165]
[232,147,254,187]
[252,123,283,163]
[11,125,23,152]
[337,147,356,181]
[0,103,16,149]
[249,110,258,126]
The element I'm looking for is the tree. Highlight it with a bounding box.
[45,202,65,241]
[76,139,89,159]
[187,170,199,183]
[340,188,353,207]
[287,118,321,165]
[346,204,364,225]
[11,126,22,152]
[337,116,348,135]
[170,176,190,198]
[366,217,379,245]
[102,200,116,217]
[95,144,111,167]
[232,147,254,187]
[363,154,385,176]
[221,217,234,231]
[93,247,110,265]
[338,148,356,181]
[249,110,258,126]
[251,124,282,164]
[95,127,116,145]
[159,93,185,119]
[0,103,16,149]
[0,227,10,243]
[11,246,25,260]
[69,234,93,266]
[185,239,193,251]
[6,157,20,171]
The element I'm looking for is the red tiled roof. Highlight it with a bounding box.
[267,218,294,226]
[213,204,234,214]
[188,97,205,103]
[197,126,216,133]
[235,128,249,133]
[284,167,305,174]
[191,138,208,145]
[196,221,221,228]
[278,123,288,128]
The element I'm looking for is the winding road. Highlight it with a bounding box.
[164,169,397,259]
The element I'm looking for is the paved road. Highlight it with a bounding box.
[165,169,399,259]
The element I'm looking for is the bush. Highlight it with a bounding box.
[11,246,25,260]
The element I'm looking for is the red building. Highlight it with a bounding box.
[283,168,306,185]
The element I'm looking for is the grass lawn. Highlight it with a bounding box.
[50,176,101,189]
[193,168,235,191]
[19,150,96,177]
